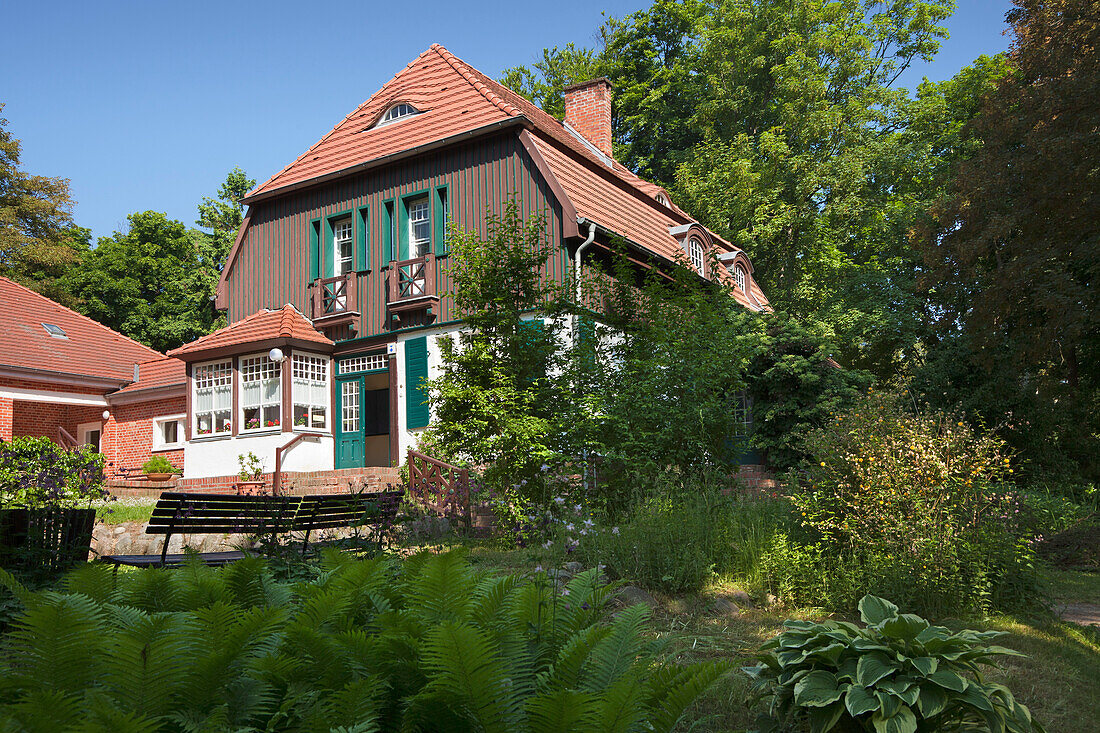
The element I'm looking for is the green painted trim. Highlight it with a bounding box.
[324,209,353,278]
[382,199,396,265]
[335,318,464,345]
[404,336,429,429]
[433,185,449,255]
[356,206,370,272]
[309,218,321,281]
[398,189,431,260]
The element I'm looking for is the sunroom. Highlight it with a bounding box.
[166,305,336,479]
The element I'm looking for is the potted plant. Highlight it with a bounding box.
[141,455,177,482]
[235,451,266,495]
[0,437,105,575]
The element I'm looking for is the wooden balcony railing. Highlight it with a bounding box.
[310,273,358,326]
[387,254,437,304]
[407,449,470,530]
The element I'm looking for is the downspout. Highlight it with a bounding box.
[574,218,597,304]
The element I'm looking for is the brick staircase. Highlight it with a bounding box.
[107,466,402,497]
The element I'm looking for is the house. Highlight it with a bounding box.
[159,44,769,484]
[0,277,187,476]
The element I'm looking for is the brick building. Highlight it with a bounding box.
[0,277,186,476]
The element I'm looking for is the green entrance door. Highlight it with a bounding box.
[336,375,365,469]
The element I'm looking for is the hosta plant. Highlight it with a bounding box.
[744,595,1044,733]
[0,549,726,732]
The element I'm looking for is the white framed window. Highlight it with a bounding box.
[77,422,102,452]
[240,354,281,432]
[193,359,233,436]
[152,414,185,451]
[377,102,419,126]
[732,393,753,437]
[292,353,329,431]
[342,380,360,433]
[688,237,706,272]
[732,264,746,292]
[340,354,388,374]
[408,197,430,257]
[333,217,353,276]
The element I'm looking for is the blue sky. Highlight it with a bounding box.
[3,0,1014,242]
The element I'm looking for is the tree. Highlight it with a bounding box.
[921,0,1100,481]
[0,103,77,287]
[195,167,254,324]
[65,211,217,352]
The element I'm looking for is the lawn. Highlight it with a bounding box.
[456,540,1100,732]
[92,497,156,525]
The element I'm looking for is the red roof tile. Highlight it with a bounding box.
[111,356,186,396]
[0,278,163,384]
[168,304,332,358]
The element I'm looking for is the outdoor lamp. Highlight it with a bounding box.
[268,347,285,363]
[101,409,110,420]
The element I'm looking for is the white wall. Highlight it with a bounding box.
[393,324,464,459]
[183,432,334,478]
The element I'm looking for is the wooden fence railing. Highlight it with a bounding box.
[407,449,470,530]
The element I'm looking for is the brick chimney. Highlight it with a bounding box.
[563,78,613,158]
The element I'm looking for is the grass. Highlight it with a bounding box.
[93,498,156,525]
[445,537,1100,732]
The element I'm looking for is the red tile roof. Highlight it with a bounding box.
[0,277,163,385]
[242,44,768,307]
[168,304,332,358]
[111,356,186,395]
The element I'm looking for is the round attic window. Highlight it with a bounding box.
[376,103,419,127]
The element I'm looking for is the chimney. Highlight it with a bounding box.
[563,78,613,158]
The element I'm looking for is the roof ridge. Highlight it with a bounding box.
[0,277,163,359]
[431,44,519,116]
[248,47,439,198]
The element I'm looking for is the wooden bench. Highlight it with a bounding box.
[101,490,402,568]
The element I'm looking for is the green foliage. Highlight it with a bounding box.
[765,390,1042,616]
[425,197,568,495]
[139,456,175,475]
[0,551,727,731]
[744,594,1045,733]
[0,437,105,509]
[0,103,77,289]
[237,451,264,482]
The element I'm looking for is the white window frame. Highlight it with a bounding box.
[376,102,419,127]
[77,421,103,452]
[332,217,354,277]
[152,414,186,451]
[408,196,431,258]
[291,352,330,432]
[732,264,746,292]
[192,359,234,437]
[688,237,706,273]
[239,353,282,433]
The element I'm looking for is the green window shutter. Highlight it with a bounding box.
[405,336,430,429]
[382,200,395,264]
[309,219,321,281]
[434,186,448,255]
[356,207,369,272]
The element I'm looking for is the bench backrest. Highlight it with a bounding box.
[148,493,300,536]
[294,490,403,533]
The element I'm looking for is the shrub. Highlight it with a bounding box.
[745,594,1045,733]
[0,437,105,509]
[776,390,1042,616]
[140,455,175,475]
[0,550,727,731]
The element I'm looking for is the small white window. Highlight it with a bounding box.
[42,323,68,339]
[77,422,102,452]
[193,360,233,436]
[377,103,419,126]
[333,218,353,276]
[655,192,667,206]
[240,354,281,432]
[732,264,747,292]
[688,238,706,273]
[408,197,430,257]
[292,353,329,430]
[153,415,185,450]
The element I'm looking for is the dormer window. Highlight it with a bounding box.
[732,264,746,292]
[688,238,706,273]
[655,192,668,206]
[376,103,419,127]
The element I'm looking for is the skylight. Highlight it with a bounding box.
[376,103,419,127]
[42,323,68,339]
